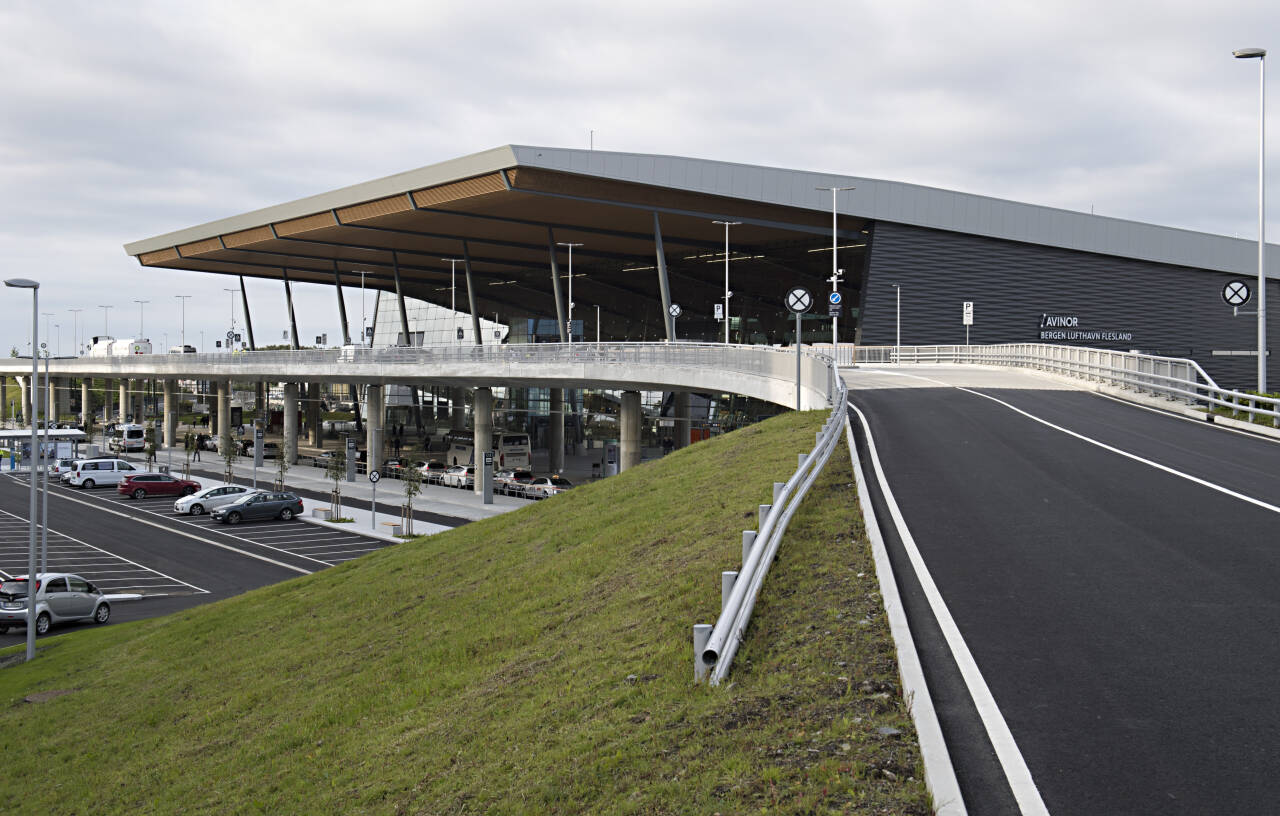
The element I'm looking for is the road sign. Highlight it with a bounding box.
[828,304,842,317]
[714,303,724,320]
[368,470,381,483]
[786,287,813,314]
[829,291,842,306]
[1223,280,1251,307]
[225,331,235,342]
[669,303,682,318]
[963,301,974,326]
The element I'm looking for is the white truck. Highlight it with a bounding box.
[88,337,152,356]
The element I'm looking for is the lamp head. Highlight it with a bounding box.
[4,278,39,289]
[1233,48,1266,59]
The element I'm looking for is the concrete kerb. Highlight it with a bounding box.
[844,415,967,816]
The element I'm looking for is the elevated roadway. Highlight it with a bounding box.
[847,365,1280,814]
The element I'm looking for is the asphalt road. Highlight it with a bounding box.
[0,472,393,647]
[849,373,1280,815]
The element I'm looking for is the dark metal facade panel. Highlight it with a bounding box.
[860,221,1274,389]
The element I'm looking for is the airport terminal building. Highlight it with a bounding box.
[127,145,1280,389]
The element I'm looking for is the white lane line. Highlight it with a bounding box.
[850,400,1051,815]
[953,386,1280,517]
[0,507,209,594]
[19,481,315,575]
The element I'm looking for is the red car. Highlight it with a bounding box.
[117,473,201,500]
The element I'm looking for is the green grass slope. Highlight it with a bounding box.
[0,412,929,815]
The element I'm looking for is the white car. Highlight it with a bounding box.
[174,485,262,516]
[66,458,139,489]
[441,465,474,488]
[0,572,111,635]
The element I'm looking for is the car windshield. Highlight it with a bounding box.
[0,580,29,599]
[550,476,573,487]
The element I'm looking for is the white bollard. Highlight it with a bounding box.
[721,571,738,613]
[742,530,756,567]
[693,623,712,682]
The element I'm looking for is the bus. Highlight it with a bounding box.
[445,432,531,469]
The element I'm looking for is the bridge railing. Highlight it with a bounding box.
[852,343,1280,426]
[696,354,848,685]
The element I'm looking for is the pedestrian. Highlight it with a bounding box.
[193,442,201,462]
[662,436,674,456]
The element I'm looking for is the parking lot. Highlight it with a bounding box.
[0,471,398,643]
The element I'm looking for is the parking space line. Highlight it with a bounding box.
[0,507,209,595]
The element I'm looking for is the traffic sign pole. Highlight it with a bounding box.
[785,287,812,411]
[368,469,381,530]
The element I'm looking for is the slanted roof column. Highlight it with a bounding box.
[462,241,483,346]
[547,228,569,342]
[333,263,351,346]
[282,269,300,350]
[239,276,256,351]
[653,212,675,341]
[391,251,412,346]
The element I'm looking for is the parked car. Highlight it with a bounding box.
[441,465,474,489]
[522,475,575,499]
[211,491,304,525]
[494,468,535,496]
[66,458,139,489]
[117,473,201,500]
[419,460,449,484]
[174,484,261,516]
[49,458,76,477]
[0,573,110,635]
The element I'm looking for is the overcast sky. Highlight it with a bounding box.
[0,0,1275,356]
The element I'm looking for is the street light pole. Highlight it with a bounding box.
[5,277,39,663]
[69,308,81,355]
[223,289,237,350]
[557,242,583,346]
[1235,47,1268,392]
[818,186,855,355]
[98,304,111,337]
[442,258,464,345]
[712,220,740,344]
[133,299,149,340]
[175,295,191,349]
[891,284,901,363]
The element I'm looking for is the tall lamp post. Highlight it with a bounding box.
[1235,47,1268,393]
[557,242,583,346]
[175,295,191,350]
[442,258,464,345]
[5,277,39,662]
[891,283,901,363]
[712,220,740,344]
[69,308,82,355]
[98,304,112,337]
[818,186,856,353]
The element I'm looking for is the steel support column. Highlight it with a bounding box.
[450,387,467,434]
[620,390,642,472]
[333,264,352,346]
[462,241,483,345]
[675,392,691,449]
[239,276,257,351]
[547,229,569,342]
[283,269,300,350]
[653,212,675,340]
[392,251,412,346]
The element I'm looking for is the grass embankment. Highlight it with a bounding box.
[0,412,928,814]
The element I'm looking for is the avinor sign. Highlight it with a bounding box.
[1038,314,1133,342]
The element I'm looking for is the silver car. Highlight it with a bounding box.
[0,573,110,635]
[174,484,261,516]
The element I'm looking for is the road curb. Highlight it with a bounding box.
[844,415,967,816]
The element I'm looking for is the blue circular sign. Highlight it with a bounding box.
[828,291,842,305]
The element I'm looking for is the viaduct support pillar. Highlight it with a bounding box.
[18,377,30,426]
[549,389,565,473]
[163,380,177,449]
[217,381,230,444]
[674,391,691,449]
[119,381,128,424]
[366,383,384,475]
[308,383,322,448]
[80,380,90,427]
[47,377,56,423]
[473,387,492,490]
[102,380,113,427]
[620,390,642,473]
[283,383,299,465]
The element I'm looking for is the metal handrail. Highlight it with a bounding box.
[700,357,848,685]
[853,342,1280,425]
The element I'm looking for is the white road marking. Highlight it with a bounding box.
[850,399,1052,815]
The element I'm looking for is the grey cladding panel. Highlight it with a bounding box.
[861,221,1273,389]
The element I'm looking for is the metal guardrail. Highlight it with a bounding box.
[695,356,848,685]
[852,342,1280,427]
